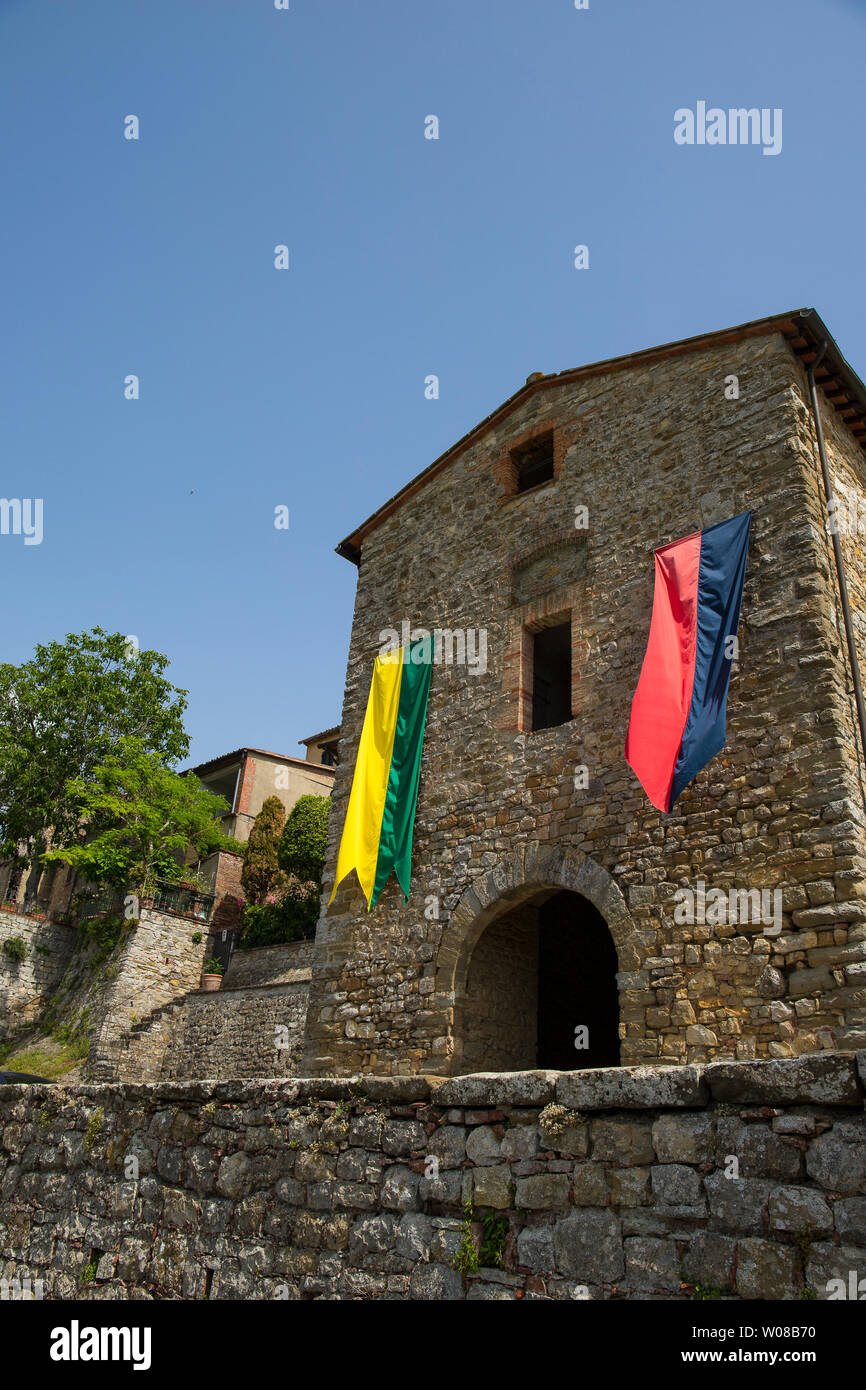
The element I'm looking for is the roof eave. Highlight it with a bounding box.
[335,308,866,563]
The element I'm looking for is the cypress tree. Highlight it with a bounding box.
[241,795,286,904]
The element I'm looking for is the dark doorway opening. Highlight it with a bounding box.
[459,888,621,1073]
[531,622,572,731]
[536,890,621,1069]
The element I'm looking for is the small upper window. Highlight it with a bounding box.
[512,432,555,493]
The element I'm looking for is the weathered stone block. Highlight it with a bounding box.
[833,1197,866,1243]
[681,1232,735,1291]
[705,1054,861,1106]
[767,1186,832,1236]
[652,1113,715,1164]
[350,1213,397,1256]
[735,1238,800,1300]
[572,1162,609,1206]
[651,1164,703,1208]
[806,1121,866,1194]
[426,1124,467,1168]
[624,1237,681,1291]
[590,1119,655,1166]
[429,1072,558,1108]
[380,1164,422,1212]
[516,1225,555,1272]
[471,1165,513,1209]
[515,1174,569,1210]
[553,1210,623,1282]
[410,1263,464,1300]
[465,1125,502,1166]
[557,1064,708,1111]
[608,1166,650,1207]
[704,1173,774,1232]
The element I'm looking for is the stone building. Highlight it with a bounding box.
[302,309,866,1078]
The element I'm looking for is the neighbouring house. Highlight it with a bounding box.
[187,745,335,939]
[189,745,335,842]
[300,726,340,767]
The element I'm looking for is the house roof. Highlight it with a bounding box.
[299,726,340,747]
[335,308,866,565]
[187,747,335,779]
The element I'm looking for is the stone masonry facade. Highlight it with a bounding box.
[2,1054,865,1301]
[304,321,866,1077]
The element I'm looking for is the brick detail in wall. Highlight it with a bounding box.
[235,757,256,818]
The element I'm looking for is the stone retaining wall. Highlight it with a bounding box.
[85,908,212,1081]
[0,911,77,1040]
[160,979,312,1081]
[1,1054,864,1300]
[222,940,315,989]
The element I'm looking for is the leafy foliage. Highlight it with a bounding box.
[43,739,230,896]
[240,794,330,947]
[241,796,287,905]
[278,794,331,886]
[240,875,320,948]
[0,628,189,871]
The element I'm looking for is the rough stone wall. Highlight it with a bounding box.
[223,941,315,989]
[305,331,866,1076]
[792,361,866,777]
[0,911,77,1040]
[461,902,539,1073]
[1,1055,865,1301]
[85,908,211,1081]
[160,981,311,1081]
[156,943,315,1081]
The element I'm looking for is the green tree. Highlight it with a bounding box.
[278,794,331,886]
[0,629,189,888]
[43,739,229,897]
[241,796,287,904]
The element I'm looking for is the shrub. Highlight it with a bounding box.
[278,795,330,886]
[240,875,319,949]
[2,936,27,963]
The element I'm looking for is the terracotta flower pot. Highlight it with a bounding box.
[201,973,222,992]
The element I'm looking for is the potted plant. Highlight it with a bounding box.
[200,957,224,992]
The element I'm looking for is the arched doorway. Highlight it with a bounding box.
[459,887,621,1073]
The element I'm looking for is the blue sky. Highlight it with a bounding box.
[2,0,864,767]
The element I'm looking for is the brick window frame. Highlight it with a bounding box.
[501,595,582,735]
[494,423,567,501]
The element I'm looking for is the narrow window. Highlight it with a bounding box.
[512,432,554,493]
[531,621,571,730]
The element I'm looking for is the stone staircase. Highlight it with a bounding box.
[90,997,191,1082]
